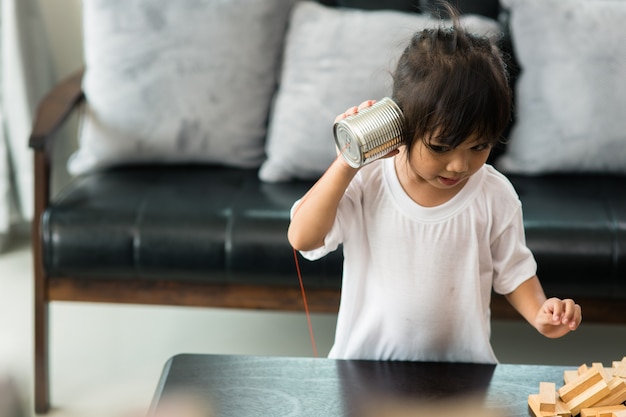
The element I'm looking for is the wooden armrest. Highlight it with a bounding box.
[29,69,85,151]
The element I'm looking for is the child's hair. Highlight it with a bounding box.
[392,3,511,156]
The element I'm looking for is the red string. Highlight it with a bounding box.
[290,150,350,358]
[293,248,318,357]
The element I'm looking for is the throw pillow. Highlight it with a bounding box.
[496,0,626,175]
[259,1,502,182]
[68,0,298,175]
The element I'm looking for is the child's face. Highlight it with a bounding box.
[405,134,492,191]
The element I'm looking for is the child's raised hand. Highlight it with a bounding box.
[334,100,377,124]
[534,297,582,338]
[334,100,377,160]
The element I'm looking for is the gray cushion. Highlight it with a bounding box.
[259,1,502,182]
[497,0,626,175]
[69,0,298,175]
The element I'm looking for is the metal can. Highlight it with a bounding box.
[333,97,405,168]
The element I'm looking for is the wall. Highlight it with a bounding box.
[37,0,83,192]
[38,0,83,81]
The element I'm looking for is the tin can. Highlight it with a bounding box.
[333,97,405,168]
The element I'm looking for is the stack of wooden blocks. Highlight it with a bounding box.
[528,357,626,417]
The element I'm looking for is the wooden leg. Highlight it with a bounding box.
[32,146,52,413]
[34,294,49,414]
[33,233,50,414]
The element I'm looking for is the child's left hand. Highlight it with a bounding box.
[534,297,582,338]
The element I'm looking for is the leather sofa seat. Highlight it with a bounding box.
[508,174,626,298]
[43,165,343,289]
[43,166,626,298]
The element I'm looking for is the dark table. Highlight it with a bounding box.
[149,354,570,417]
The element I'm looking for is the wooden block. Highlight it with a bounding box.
[579,364,590,374]
[559,368,605,403]
[613,358,626,378]
[598,408,626,417]
[565,380,612,416]
[580,405,626,417]
[541,382,557,412]
[530,394,549,417]
[565,370,580,385]
[595,377,626,407]
[581,408,595,417]
[612,410,626,417]
[556,398,573,417]
[593,363,610,381]
[529,394,572,417]
[529,394,557,417]
[581,409,595,417]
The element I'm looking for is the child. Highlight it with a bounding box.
[288,6,582,363]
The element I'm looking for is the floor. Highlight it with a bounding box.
[1,228,625,417]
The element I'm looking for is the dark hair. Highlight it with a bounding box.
[392,3,511,157]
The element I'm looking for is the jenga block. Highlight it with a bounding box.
[594,377,626,407]
[565,380,611,416]
[599,407,626,417]
[555,398,573,417]
[612,361,622,379]
[581,409,595,417]
[613,358,626,378]
[579,364,590,374]
[529,394,572,417]
[565,370,580,384]
[580,405,626,417]
[529,394,549,417]
[612,410,626,417]
[529,394,553,417]
[559,368,605,403]
[541,382,557,412]
[592,363,611,381]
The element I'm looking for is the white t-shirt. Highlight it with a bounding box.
[297,158,537,364]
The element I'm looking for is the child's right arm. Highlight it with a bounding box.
[287,155,359,252]
[289,100,398,252]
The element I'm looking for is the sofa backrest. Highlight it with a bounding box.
[319,0,501,20]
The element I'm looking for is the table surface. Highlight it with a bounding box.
[149,354,571,417]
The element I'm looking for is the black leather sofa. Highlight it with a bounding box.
[30,0,626,412]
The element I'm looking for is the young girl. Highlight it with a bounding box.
[288,7,582,363]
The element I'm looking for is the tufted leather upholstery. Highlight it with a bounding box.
[42,166,626,298]
[43,165,342,288]
[509,174,626,298]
